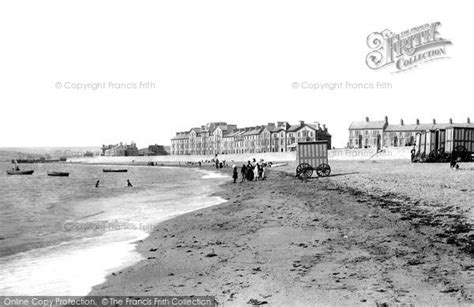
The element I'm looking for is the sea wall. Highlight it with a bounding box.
[67,147,411,164]
[67,152,295,164]
[329,147,412,161]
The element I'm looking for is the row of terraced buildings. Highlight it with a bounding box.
[170,121,331,155]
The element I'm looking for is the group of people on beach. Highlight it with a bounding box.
[185,157,228,169]
[232,158,267,183]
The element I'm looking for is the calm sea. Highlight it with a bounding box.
[0,162,227,295]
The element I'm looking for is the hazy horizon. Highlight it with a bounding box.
[1,0,472,148]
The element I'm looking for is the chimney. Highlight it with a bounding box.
[433,119,436,124]
[323,124,327,132]
[416,119,420,125]
[365,116,369,122]
[385,116,388,124]
[267,122,275,127]
[468,117,471,124]
[400,119,404,125]
[449,118,453,124]
[317,123,321,130]
[299,120,305,126]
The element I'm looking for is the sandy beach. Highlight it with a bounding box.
[90,161,473,306]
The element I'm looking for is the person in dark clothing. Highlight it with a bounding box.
[232,166,238,183]
[245,161,253,180]
[450,156,459,169]
[246,166,254,181]
[215,159,219,169]
[241,164,247,182]
[258,163,263,179]
[127,179,133,187]
[95,180,100,188]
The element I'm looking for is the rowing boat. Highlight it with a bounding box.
[103,169,128,173]
[7,170,34,175]
[47,172,70,177]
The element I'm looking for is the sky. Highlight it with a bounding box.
[0,0,472,148]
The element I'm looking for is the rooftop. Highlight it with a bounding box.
[349,121,387,130]
[351,117,472,131]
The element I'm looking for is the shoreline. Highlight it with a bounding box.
[77,167,231,297]
[0,165,229,296]
[89,164,473,305]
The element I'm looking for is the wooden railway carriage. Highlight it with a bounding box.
[414,123,473,162]
[415,131,429,161]
[416,130,433,162]
[295,141,331,178]
[416,128,447,161]
[437,129,446,154]
[445,123,474,161]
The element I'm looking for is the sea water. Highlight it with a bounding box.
[0,163,227,295]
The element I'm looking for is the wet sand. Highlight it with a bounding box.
[90,162,473,306]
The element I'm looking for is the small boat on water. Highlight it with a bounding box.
[103,169,128,173]
[7,159,34,175]
[47,172,70,177]
[7,170,34,175]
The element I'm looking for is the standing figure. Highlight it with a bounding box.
[254,162,259,181]
[232,165,238,183]
[258,163,263,179]
[95,180,100,188]
[241,164,247,182]
[246,161,254,181]
[127,179,133,187]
